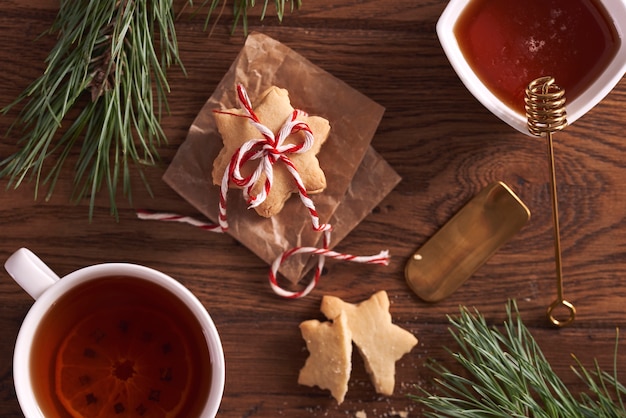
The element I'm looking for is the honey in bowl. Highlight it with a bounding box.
[29,276,212,418]
[454,0,620,115]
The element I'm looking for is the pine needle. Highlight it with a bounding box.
[413,301,626,417]
[191,0,302,34]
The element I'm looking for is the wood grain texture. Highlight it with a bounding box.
[2,1,626,417]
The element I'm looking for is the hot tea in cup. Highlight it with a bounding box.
[5,248,225,418]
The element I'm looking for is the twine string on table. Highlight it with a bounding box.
[138,84,389,298]
[269,229,390,298]
[136,209,224,232]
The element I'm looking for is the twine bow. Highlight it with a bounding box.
[215,84,330,234]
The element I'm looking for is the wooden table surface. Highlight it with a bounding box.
[2,1,626,417]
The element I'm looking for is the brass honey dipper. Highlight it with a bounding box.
[525,76,576,327]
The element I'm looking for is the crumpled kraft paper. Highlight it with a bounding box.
[163,32,401,284]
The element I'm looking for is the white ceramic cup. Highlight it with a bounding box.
[5,247,225,418]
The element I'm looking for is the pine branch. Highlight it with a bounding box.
[1,0,181,219]
[413,301,626,417]
[1,0,302,218]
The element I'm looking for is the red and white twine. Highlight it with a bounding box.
[136,209,223,232]
[138,84,389,298]
[269,229,390,298]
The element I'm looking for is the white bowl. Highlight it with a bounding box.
[436,0,626,136]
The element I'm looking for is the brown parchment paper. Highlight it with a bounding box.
[163,32,401,283]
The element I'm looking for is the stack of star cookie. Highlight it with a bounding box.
[298,291,418,403]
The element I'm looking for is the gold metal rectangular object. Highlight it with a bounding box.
[405,181,530,302]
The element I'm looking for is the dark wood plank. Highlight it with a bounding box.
[2,1,626,417]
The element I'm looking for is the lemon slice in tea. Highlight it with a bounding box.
[55,307,193,418]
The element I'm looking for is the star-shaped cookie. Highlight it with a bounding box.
[320,291,418,396]
[297,312,352,404]
[212,86,331,218]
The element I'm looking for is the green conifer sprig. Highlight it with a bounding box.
[1,0,181,218]
[1,0,301,218]
[183,0,302,35]
[414,301,626,417]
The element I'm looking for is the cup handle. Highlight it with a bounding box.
[5,248,61,300]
